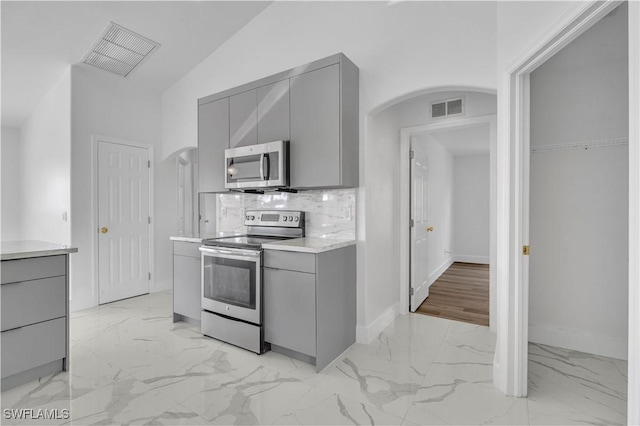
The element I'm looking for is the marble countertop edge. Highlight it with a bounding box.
[1,240,78,260]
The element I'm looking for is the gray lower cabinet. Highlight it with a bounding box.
[173,241,202,323]
[1,254,69,391]
[198,97,229,193]
[263,268,316,357]
[263,245,356,371]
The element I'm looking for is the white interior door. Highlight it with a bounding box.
[98,140,150,304]
[410,139,430,312]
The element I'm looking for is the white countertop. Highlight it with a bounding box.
[1,240,78,260]
[170,235,203,243]
[262,237,355,254]
[170,232,244,244]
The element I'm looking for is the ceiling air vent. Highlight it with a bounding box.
[431,97,464,119]
[82,22,159,77]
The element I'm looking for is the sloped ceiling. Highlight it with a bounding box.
[1,1,271,127]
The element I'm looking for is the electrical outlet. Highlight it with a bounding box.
[62,212,68,222]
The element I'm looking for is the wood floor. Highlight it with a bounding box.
[416,262,489,326]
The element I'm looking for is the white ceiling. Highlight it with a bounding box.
[1,1,271,128]
[426,124,490,156]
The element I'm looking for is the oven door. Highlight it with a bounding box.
[200,246,262,325]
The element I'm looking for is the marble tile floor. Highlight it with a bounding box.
[0,291,627,425]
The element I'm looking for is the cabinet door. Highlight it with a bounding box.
[198,98,229,193]
[290,64,340,188]
[173,253,202,321]
[229,89,257,148]
[263,268,316,357]
[257,80,290,144]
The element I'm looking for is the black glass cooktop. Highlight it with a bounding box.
[202,235,293,250]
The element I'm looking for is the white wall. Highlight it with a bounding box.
[161,1,498,339]
[367,91,496,336]
[453,154,490,263]
[528,3,628,360]
[19,69,71,245]
[1,127,21,241]
[71,65,174,311]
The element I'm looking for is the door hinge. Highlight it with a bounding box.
[410,219,414,227]
[148,160,151,168]
[148,272,151,280]
[148,217,151,224]
[523,245,530,256]
[410,288,414,296]
[410,150,415,159]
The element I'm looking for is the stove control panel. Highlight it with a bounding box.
[244,210,304,228]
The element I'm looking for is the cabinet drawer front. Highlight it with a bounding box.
[263,250,315,273]
[264,268,316,357]
[1,255,66,284]
[1,276,66,331]
[1,317,66,378]
[173,241,202,258]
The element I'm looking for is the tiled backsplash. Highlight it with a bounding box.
[216,189,356,239]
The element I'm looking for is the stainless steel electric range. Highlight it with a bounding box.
[199,210,305,354]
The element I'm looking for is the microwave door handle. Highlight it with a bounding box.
[260,153,270,181]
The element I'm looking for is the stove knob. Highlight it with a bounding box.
[289,216,294,221]
[250,215,255,220]
[294,217,299,222]
[283,216,288,221]
[245,215,249,220]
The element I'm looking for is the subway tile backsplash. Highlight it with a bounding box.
[216,189,356,239]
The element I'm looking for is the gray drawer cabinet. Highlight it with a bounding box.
[197,53,358,192]
[198,97,229,193]
[263,245,356,371]
[173,241,202,323]
[1,254,70,391]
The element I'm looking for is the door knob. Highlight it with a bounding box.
[427,226,434,232]
[100,227,108,234]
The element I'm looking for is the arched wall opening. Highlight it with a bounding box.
[358,88,497,343]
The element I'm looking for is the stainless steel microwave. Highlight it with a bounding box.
[224,140,289,190]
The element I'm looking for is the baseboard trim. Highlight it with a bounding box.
[429,257,454,287]
[356,302,400,344]
[529,324,627,360]
[453,254,490,264]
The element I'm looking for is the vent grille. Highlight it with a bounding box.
[431,98,464,119]
[82,22,159,77]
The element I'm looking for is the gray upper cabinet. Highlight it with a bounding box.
[290,56,359,189]
[198,53,359,191]
[290,65,340,188]
[257,80,290,144]
[198,97,229,193]
[230,90,257,148]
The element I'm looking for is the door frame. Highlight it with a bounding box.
[499,3,639,418]
[399,114,497,324]
[92,135,154,306]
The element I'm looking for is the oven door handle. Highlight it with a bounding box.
[199,246,261,259]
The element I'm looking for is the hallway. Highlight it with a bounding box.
[417,262,489,326]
